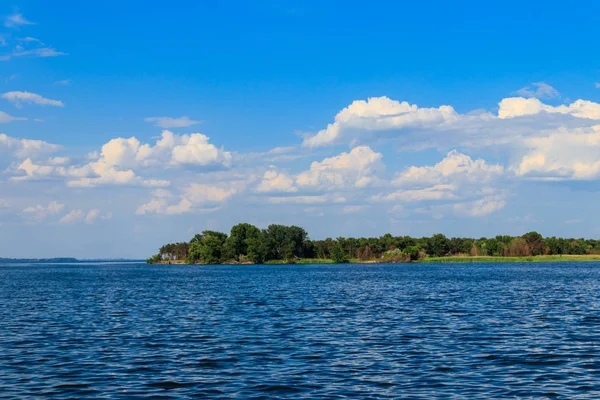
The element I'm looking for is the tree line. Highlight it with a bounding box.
[147,223,600,264]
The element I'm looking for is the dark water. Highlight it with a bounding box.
[1,262,600,398]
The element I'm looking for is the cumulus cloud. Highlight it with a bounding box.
[454,195,507,217]
[297,145,383,189]
[371,151,506,217]
[392,150,503,188]
[136,197,193,215]
[85,209,100,224]
[8,131,233,187]
[302,96,460,148]
[144,116,201,128]
[136,182,242,215]
[302,95,600,149]
[11,158,91,181]
[498,97,600,120]
[101,130,232,168]
[22,201,64,221]
[2,91,64,107]
[513,125,600,180]
[256,166,297,193]
[373,184,458,202]
[515,82,560,99]
[59,209,84,224]
[0,133,61,158]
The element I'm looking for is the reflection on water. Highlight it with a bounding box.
[1,262,600,398]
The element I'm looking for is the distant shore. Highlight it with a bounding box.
[148,254,600,265]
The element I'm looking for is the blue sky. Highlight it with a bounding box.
[1,1,600,258]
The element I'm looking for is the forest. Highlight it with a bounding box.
[147,223,600,264]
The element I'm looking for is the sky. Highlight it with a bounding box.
[1,1,600,258]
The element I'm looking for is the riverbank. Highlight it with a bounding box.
[148,254,600,265]
[419,254,600,263]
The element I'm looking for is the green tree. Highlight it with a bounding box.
[224,223,261,260]
[429,234,450,257]
[331,244,348,263]
[187,230,228,263]
[404,246,421,262]
[522,231,544,256]
[246,233,269,264]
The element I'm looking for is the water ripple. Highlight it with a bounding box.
[1,262,600,398]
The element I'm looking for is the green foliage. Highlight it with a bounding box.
[246,233,269,264]
[187,230,228,264]
[149,223,600,265]
[146,254,162,264]
[224,223,262,261]
[331,245,348,263]
[158,242,189,261]
[404,246,421,262]
[522,231,545,256]
[428,234,450,257]
[264,224,309,260]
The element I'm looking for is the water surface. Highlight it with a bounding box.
[1,262,600,398]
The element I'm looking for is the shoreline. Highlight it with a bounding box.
[147,254,600,265]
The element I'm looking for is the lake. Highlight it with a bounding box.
[1,262,599,398]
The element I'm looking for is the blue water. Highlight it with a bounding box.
[1,262,600,398]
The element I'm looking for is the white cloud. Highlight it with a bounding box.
[4,13,34,28]
[373,184,458,202]
[595,83,600,89]
[136,197,194,215]
[12,157,94,181]
[514,125,600,180]
[183,183,239,204]
[515,82,560,99]
[65,160,170,188]
[454,195,507,217]
[0,111,26,123]
[101,130,232,168]
[342,205,370,214]
[54,79,70,85]
[144,116,200,128]
[0,133,62,158]
[296,145,383,189]
[10,155,169,188]
[302,95,600,150]
[23,201,64,221]
[392,150,503,188]
[0,47,67,61]
[2,91,64,107]
[371,151,505,217]
[136,182,241,215]
[9,131,232,187]
[267,195,332,204]
[59,209,84,224]
[302,96,460,148]
[255,166,297,193]
[17,37,42,44]
[84,209,100,224]
[498,97,600,119]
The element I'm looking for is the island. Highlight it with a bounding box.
[147,223,600,264]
